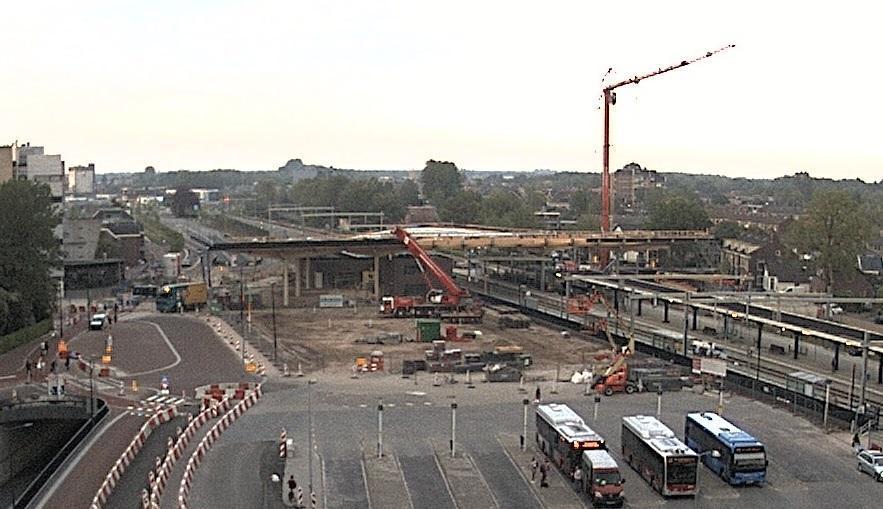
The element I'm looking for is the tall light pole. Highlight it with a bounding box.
[521,398,529,451]
[377,398,384,458]
[307,379,316,499]
[450,401,458,458]
[271,282,278,364]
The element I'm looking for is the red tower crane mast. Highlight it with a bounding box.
[600,44,735,233]
[393,227,466,302]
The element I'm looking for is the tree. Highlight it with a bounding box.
[398,180,421,208]
[421,160,463,207]
[713,221,744,239]
[440,190,482,224]
[479,190,538,228]
[646,193,711,230]
[0,180,61,334]
[785,189,872,294]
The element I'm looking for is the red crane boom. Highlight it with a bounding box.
[600,44,735,233]
[394,227,466,298]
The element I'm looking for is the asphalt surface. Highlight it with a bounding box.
[29,312,256,509]
[189,375,883,509]
[104,416,187,509]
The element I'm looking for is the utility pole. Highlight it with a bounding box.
[521,398,529,451]
[450,400,458,458]
[600,44,735,235]
[860,331,870,410]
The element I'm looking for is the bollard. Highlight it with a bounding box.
[521,398,529,451]
[467,370,475,389]
[296,363,304,377]
[593,394,600,421]
[518,375,526,393]
[656,388,663,417]
[433,373,441,387]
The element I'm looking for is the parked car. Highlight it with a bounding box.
[857,449,883,481]
[89,313,107,331]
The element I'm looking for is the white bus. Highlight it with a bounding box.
[536,403,606,475]
[621,415,698,497]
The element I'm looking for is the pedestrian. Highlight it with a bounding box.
[65,356,70,371]
[50,360,57,374]
[540,460,549,488]
[853,433,862,453]
[25,359,32,384]
[573,466,583,490]
[831,357,837,372]
[288,475,297,491]
[41,340,49,355]
[535,386,541,404]
[530,456,538,482]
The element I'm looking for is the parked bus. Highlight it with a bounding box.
[621,415,698,497]
[684,412,767,485]
[536,403,606,475]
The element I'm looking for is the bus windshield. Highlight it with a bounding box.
[593,471,621,485]
[667,458,697,484]
[733,449,766,471]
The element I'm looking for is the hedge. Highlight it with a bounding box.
[0,319,52,355]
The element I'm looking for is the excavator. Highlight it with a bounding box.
[380,227,483,322]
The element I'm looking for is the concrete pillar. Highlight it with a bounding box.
[663,301,669,323]
[540,263,546,292]
[283,261,289,307]
[878,356,882,384]
[304,258,311,290]
[637,299,642,316]
[613,289,619,312]
[692,307,698,330]
[373,256,380,299]
[294,258,302,298]
[793,332,800,360]
[483,262,488,294]
[834,343,840,371]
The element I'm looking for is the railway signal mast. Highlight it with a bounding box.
[600,44,735,233]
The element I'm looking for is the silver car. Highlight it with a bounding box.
[857,450,883,481]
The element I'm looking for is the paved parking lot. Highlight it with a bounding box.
[190,376,883,508]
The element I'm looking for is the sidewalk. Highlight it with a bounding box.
[498,433,584,509]
[429,439,497,509]
[282,437,323,508]
[362,451,412,509]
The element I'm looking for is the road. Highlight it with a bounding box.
[189,374,883,509]
[25,312,256,509]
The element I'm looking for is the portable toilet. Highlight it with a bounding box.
[416,319,442,342]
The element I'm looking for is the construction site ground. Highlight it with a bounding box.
[249,304,614,377]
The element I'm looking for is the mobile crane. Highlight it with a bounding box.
[380,227,484,322]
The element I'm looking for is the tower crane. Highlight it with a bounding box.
[600,44,735,233]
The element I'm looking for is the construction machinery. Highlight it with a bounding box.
[380,227,483,322]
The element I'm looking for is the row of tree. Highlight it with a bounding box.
[0,180,60,335]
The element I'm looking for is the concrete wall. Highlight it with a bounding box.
[67,164,95,195]
[0,418,86,485]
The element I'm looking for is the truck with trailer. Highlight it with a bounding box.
[156,282,208,312]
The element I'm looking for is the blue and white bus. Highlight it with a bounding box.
[684,412,767,486]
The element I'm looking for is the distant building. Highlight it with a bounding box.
[720,236,809,291]
[613,162,664,208]
[192,188,220,203]
[278,158,334,182]
[404,205,440,224]
[67,163,96,195]
[0,144,14,183]
[11,143,65,202]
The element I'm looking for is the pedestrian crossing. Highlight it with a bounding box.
[128,394,187,416]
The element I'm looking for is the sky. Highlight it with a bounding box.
[1,1,881,180]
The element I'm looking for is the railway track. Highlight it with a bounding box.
[459,274,883,411]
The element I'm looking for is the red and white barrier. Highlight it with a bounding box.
[177,385,262,508]
[90,405,181,509]
[146,397,236,507]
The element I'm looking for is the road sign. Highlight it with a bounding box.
[700,358,727,377]
[160,375,170,394]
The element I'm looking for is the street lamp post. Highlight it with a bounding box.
[307,379,316,499]
[377,398,384,458]
[656,387,663,417]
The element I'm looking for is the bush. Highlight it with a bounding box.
[0,319,52,355]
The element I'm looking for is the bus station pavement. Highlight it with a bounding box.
[188,372,883,509]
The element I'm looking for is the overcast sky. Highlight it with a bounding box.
[2,1,881,180]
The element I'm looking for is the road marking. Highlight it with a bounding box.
[31,410,131,507]
[124,320,183,376]
[494,435,543,508]
[0,374,16,380]
[360,455,373,509]
[430,442,464,509]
